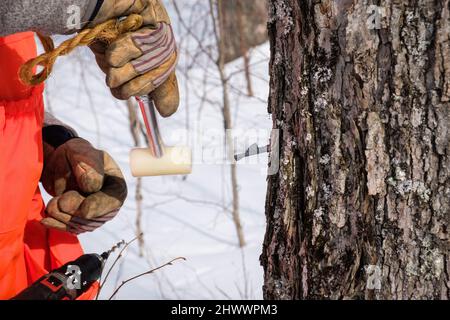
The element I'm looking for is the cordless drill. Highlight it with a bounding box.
[12,252,109,300]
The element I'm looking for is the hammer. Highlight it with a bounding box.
[130,74,192,177]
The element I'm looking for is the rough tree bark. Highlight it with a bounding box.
[261,0,449,300]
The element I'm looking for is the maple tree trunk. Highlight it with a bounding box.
[261,0,449,300]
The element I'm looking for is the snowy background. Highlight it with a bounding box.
[40,1,271,300]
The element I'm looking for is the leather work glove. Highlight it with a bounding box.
[41,133,128,234]
[89,0,179,117]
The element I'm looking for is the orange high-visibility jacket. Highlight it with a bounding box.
[0,32,97,299]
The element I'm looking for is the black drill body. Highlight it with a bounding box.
[12,252,108,300]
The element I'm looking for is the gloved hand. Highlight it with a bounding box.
[89,0,179,117]
[41,138,128,234]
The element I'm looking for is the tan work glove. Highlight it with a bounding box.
[41,138,128,234]
[89,0,179,117]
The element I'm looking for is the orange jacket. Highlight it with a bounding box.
[0,32,97,299]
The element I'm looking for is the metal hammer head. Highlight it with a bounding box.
[130,146,192,177]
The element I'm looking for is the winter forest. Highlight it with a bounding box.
[39,0,448,300]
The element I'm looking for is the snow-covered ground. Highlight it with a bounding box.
[41,4,271,299]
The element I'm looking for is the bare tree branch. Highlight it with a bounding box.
[109,257,186,300]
